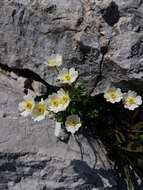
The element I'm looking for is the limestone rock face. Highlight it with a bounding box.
[0,72,118,190]
[0,0,143,189]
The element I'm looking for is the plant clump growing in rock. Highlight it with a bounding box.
[18,54,143,190]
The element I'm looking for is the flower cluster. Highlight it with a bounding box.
[104,87,142,110]
[19,54,81,134]
[17,54,143,190]
[19,94,49,121]
[19,54,143,137]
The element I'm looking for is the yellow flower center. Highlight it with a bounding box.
[62,95,69,104]
[35,104,46,115]
[64,74,72,81]
[109,92,117,101]
[51,98,60,107]
[69,119,78,128]
[127,97,136,105]
[24,100,34,111]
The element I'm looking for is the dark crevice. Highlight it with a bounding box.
[18,7,25,25]
[0,62,59,94]
[76,16,84,28]
[52,16,66,21]
[11,9,16,23]
[24,78,33,92]
[101,1,120,26]
[99,38,111,76]
[45,4,57,14]
[89,37,111,95]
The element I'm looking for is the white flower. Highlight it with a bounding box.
[104,88,123,103]
[45,54,62,67]
[57,88,70,111]
[46,93,63,113]
[65,115,82,134]
[57,68,78,84]
[123,90,142,110]
[46,89,70,113]
[54,122,62,137]
[19,94,35,117]
[32,99,49,121]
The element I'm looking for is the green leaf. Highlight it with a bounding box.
[130,122,143,130]
[139,134,143,139]
[124,165,134,190]
[115,131,126,144]
[139,134,143,143]
[125,178,134,190]
[87,110,99,119]
[70,107,77,114]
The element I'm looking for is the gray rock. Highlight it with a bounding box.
[0,153,118,190]
[0,0,83,83]
[0,72,118,189]
[0,0,143,189]
[0,0,103,91]
[100,32,143,92]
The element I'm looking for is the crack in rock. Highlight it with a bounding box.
[0,62,59,95]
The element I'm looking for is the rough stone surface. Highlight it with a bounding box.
[0,0,143,189]
[0,72,119,190]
